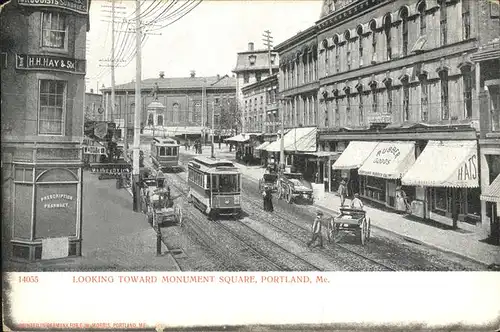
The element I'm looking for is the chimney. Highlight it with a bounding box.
[190,70,196,78]
[217,74,220,80]
[159,71,165,78]
[90,88,94,93]
[248,42,254,51]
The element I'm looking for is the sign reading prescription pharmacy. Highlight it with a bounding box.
[17,0,89,15]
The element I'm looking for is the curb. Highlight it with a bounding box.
[313,204,492,267]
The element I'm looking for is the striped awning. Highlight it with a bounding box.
[402,140,479,188]
[255,141,271,151]
[481,174,500,202]
[358,141,416,179]
[332,141,379,170]
[265,127,317,153]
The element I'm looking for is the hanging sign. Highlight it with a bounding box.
[16,54,86,74]
[83,146,106,155]
[17,0,89,15]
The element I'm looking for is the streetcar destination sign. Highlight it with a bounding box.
[17,0,89,15]
[16,54,86,74]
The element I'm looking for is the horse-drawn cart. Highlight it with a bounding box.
[147,190,183,227]
[327,207,371,245]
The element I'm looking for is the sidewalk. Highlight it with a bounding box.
[7,172,180,272]
[179,147,500,267]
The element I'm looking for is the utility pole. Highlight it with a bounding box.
[201,78,206,145]
[211,100,215,158]
[262,30,273,76]
[278,97,290,175]
[132,0,142,212]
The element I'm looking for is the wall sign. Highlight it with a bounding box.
[90,163,131,175]
[18,0,89,15]
[16,54,86,74]
[83,146,106,155]
[367,114,392,124]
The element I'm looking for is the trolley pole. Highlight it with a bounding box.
[278,96,290,175]
[132,0,142,212]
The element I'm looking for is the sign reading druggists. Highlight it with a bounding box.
[17,0,89,15]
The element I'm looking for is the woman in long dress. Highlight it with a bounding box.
[263,187,274,212]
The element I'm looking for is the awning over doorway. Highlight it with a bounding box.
[402,140,479,188]
[264,127,317,153]
[224,134,250,143]
[255,141,271,151]
[332,141,379,170]
[481,174,500,202]
[358,141,415,179]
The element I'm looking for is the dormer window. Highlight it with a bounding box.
[249,55,256,65]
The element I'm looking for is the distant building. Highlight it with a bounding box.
[1,0,90,261]
[233,42,279,133]
[101,72,237,140]
[85,90,104,122]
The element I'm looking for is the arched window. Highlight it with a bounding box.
[370,20,377,64]
[147,113,154,126]
[333,35,340,73]
[402,77,410,121]
[157,114,163,126]
[462,67,473,119]
[420,73,429,121]
[344,30,352,71]
[439,70,449,120]
[439,0,447,46]
[384,15,392,60]
[462,0,470,40]
[357,25,364,67]
[418,1,427,36]
[172,102,179,123]
[400,7,409,56]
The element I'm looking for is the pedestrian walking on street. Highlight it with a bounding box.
[307,210,324,248]
[338,179,347,207]
[262,187,274,212]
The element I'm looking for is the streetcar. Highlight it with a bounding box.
[150,137,181,172]
[187,156,242,219]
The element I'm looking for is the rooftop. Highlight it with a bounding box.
[102,75,236,92]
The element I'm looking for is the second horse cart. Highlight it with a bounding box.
[327,207,371,245]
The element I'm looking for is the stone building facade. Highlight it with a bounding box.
[241,74,279,134]
[275,0,500,232]
[1,0,90,261]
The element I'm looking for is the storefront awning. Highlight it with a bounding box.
[402,140,479,188]
[481,174,500,202]
[332,141,379,170]
[358,141,416,179]
[265,127,317,153]
[224,134,250,143]
[255,141,271,150]
[304,151,341,158]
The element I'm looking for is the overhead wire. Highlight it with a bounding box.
[145,1,202,32]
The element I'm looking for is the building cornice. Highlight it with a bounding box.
[275,26,317,53]
[281,81,320,97]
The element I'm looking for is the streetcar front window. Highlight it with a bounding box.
[218,174,239,192]
[159,147,166,156]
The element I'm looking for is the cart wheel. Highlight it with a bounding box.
[360,219,366,246]
[366,218,371,241]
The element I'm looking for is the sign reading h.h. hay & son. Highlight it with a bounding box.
[17,0,89,15]
[16,54,86,74]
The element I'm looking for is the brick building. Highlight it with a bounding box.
[100,72,237,141]
[274,0,500,232]
[1,0,90,261]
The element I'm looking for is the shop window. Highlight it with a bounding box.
[433,187,448,212]
[41,11,67,49]
[39,80,66,135]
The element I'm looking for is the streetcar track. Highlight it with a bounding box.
[246,193,396,271]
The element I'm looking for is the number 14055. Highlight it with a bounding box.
[19,276,38,283]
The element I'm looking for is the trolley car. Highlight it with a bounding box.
[150,137,181,172]
[187,156,242,218]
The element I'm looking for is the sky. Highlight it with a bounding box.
[86,0,323,92]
